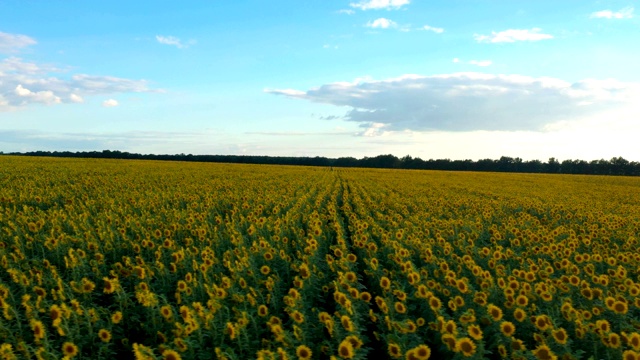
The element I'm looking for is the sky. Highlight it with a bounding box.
[1,0,639,161]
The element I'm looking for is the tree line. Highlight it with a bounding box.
[3,150,639,176]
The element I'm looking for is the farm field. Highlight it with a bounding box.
[1,156,640,360]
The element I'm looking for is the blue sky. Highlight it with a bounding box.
[1,0,639,160]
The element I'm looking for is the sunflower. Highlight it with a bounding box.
[429,297,442,312]
[338,339,355,359]
[380,277,391,291]
[348,287,359,298]
[159,349,181,360]
[533,333,544,343]
[604,296,616,310]
[50,305,62,322]
[612,301,628,315]
[178,306,192,322]
[532,344,557,360]
[276,348,289,360]
[62,342,79,358]
[408,345,431,360]
[627,332,640,350]
[460,312,476,324]
[394,290,408,302]
[580,288,593,300]
[30,319,46,342]
[534,315,551,331]
[551,328,567,345]
[623,350,640,360]
[98,329,112,343]
[487,304,503,321]
[103,277,120,294]
[133,343,155,360]
[370,298,386,315]
[133,266,146,279]
[500,321,516,337]
[299,264,311,279]
[511,338,526,352]
[456,337,476,357]
[388,343,402,359]
[540,292,553,302]
[174,338,188,352]
[498,345,507,358]
[258,305,269,317]
[405,349,419,360]
[457,279,469,294]
[441,334,457,351]
[260,266,271,275]
[226,322,236,340]
[608,333,621,349]
[291,311,305,324]
[296,345,312,360]
[111,311,123,324]
[405,320,417,333]
[160,305,173,321]
[341,315,354,332]
[176,280,188,292]
[416,285,429,299]
[394,302,407,314]
[345,335,363,349]
[443,320,457,335]
[468,324,483,340]
[596,319,611,334]
[257,349,275,360]
[515,295,528,307]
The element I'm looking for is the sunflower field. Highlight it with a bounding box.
[1,156,639,360]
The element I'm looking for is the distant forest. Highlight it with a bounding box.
[3,150,639,176]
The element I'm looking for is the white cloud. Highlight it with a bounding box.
[14,84,31,97]
[69,94,84,103]
[70,74,152,94]
[337,9,355,15]
[468,60,492,67]
[0,56,60,74]
[0,57,154,111]
[422,25,444,33]
[266,72,640,132]
[155,35,196,49]
[366,18,397,29]
[360,122,387,137]
[350,0,410,10]
[474,28,553,43]
[102,99,119,107]
[0,32,37,53]
[13,85,61,105]
[453,58,493,67]
[590,7,634,19]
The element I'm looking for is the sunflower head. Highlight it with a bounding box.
[62,342,79,358]
[296,345,312,360]
[500,321,516,337]
[456,337,477,357]
[98,329,112,343]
